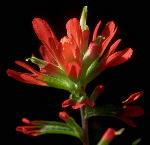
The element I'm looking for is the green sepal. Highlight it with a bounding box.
[43,75,76,92]
[85,104,120,119]
[37,121,82,140]
[80,6,89,31]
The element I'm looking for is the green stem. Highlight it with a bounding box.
[80,106,89,145]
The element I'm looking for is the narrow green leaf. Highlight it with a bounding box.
[85,104,120,119]
[37,121,82,140]
[85,57,100,84]
[65,118,83,139]
[44,75,75,92]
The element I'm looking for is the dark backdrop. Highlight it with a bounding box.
[0,0,145,145]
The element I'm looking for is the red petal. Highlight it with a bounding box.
[123,91,144,104]
[7,69,46,86]
[92,20,102,41]
[123,105,144,117]
[7,69,26,82]
[116,115,136,127]
[32,18,58,48]
[66,18,83,51]
[22,118,31,124]
[48,38,64,66]
[72,101,86,109]
[90,84,105,100]
[33,18,64,66]
[65,62,81,78]
[100,21,117,55]
[61,36,82,66]
[107,39,122,55]
[100,128,116,142]
[62,99,72,108]
[40,63,59,75]
[39,45,56,64]
[15,61,39,74]
[105,47,133,68]
[86,98,95,107]
[82,30,90,52]
[20,73,46,86]
[84,42,100,61]
[59,111,70,121]
[61,36,78,62]
[16,126,40,136]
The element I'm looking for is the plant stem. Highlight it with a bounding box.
[80,106,89,145]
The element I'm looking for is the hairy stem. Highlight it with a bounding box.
[80,106,89,145]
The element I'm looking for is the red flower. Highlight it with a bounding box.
[16,118,41,136]
[117,105,144,127]
[59,111,70,121]
[97,128,124,145]
[116,91,144,127]
[7,61,47,86]
[62,97,94,109]
[7,16,133,85]
[7,17,90,85]
[99,128,116,143]
[122,91,144,104]
[89,84,105,101]
[7,7,134,109]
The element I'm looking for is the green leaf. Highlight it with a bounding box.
[43,75,75,92]
[64,117,83,139]
[85,104,120,119]
[85,57,100,84]
[37,121,83,140]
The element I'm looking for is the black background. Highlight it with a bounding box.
[0,0,145,145]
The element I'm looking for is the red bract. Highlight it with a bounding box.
[99,128,116,143]
[59,111,70,121]
[116,91,144,127]
[98,38,133,71]
[16,118,41,136]
[7,61,47,86]
[89,84,105,101]
[7,16,133,84]
[122,91,144,104]
[117,105,144,127]
[62,97,94,109]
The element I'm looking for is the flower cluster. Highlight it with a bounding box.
[7,6,133,109]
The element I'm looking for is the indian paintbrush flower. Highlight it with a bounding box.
[59,111,70,121]
[6,6,133,109]
[6,6,144,145]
